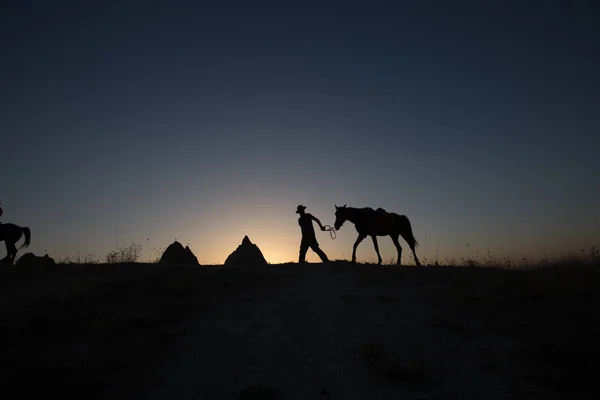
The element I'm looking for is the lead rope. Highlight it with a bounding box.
[323,225,337,240]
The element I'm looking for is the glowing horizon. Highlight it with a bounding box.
[10,199,596,265]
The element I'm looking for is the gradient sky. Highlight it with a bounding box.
[1,0,599,264]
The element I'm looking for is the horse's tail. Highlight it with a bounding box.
[20,227,31,249]
[397,215,419,248]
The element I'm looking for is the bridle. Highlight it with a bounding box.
[323,225,337,240]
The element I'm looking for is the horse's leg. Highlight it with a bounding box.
[352,233,367,263]
[6,241,17,265]
[409,242,421,266]
[1,241,10,263]
[397,216,421,266]
[391,235,403,266]
[371,235,382,265]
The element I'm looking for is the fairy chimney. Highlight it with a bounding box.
[224,236,268,267]
[160,241,199,265]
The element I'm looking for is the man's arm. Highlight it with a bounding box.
[308,213,326,231]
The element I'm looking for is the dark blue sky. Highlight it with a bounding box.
[2,0,598,263]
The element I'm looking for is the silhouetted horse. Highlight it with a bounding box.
[334,204,421,266]
[0,223,31,265]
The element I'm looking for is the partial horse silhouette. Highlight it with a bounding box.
[334,204,421,266]
[0,223,31,265]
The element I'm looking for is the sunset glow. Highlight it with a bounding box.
[1,2,598,265]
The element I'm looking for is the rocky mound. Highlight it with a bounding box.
[159,241,199,265]
[224,235,268,267]
[15,253,56,267]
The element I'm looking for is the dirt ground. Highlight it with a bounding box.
[1,261,598,399]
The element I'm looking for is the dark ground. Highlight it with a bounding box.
[1,261,598,399]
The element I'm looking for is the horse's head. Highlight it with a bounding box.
[334,204,348,230]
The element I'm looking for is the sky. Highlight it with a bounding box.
[1,0,599,264]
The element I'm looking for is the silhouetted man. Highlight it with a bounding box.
[296,205,330,263]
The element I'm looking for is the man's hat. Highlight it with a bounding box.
[295,205,306,213]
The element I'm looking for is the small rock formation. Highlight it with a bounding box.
[15,253,56,267]
[224,235,268,267]
[159,241,199,265]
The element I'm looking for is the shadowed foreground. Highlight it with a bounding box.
[0,261,598,399]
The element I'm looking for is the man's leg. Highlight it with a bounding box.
[299,240,309,263]
[310,242,330,263]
